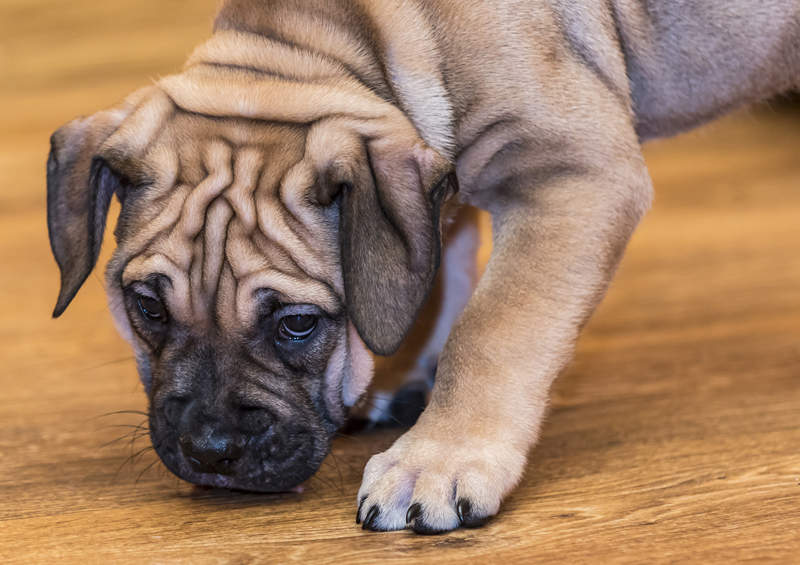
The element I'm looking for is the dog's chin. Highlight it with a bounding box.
[177,466,319,493]
[153,435,331,493]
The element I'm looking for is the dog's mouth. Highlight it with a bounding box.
[148,409,334,492]
[161,442,326,492]
[153,431,331,492]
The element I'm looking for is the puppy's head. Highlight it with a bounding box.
[46,66,453,490]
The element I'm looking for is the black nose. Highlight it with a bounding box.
[179,424,244,475]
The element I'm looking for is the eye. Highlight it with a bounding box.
[137,295,167,323]
[278,314,318,341]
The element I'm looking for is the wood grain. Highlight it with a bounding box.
[1,2,798,562]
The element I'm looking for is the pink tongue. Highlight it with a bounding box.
[290,485,305,494]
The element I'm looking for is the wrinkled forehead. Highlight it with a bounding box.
[104,97,344,330]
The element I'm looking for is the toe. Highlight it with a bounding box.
[355,495,367,524]
[407,504,453,535]
[457,498,493,528]
[405,471,460,533]
[361,505,381,531]
[355,431,519,534]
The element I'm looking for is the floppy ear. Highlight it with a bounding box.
[340,134,456,356]
[47,107,133,317]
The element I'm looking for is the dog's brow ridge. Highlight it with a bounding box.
[120,131,341,329]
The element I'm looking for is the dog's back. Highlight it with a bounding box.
[612,0,800,138]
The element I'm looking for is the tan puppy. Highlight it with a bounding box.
[46,0,800,533]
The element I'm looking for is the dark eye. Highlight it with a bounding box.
[278,314,318,341]
[137,295,167,323]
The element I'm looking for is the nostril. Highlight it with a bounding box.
[179,428,244,476]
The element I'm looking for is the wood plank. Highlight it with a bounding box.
[1,2,798,562]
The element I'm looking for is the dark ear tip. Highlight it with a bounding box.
[52,286,77,318]
[356,324,405,357]
[365,341,400,357]
[52,301,67,319]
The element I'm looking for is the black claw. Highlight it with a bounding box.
[406,502,448,535]
[405,502,422,525]
[456,498,492,528]
[456,498,470,524]
[356,495,367,524]
[362,505,380,531]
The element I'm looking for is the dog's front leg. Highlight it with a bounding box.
[356,130,653,532]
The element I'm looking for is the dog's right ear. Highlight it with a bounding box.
[47,104,136,318]
[338,133,455,357]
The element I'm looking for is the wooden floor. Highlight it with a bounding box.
[1,2,799,562]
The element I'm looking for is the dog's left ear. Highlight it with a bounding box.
[340,130,456,356]
[47,104,136,318]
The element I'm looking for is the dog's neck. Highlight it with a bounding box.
[209,0,455,159]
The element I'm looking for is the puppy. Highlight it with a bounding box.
[46,0,800,533]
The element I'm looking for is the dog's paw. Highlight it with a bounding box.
[355,431,525,533]
[368,380,430,427]
[346,377,431,432]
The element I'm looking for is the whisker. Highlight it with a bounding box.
[135,458,161,484]
[129,442,153,457]
[306,473,337,494]
[322,452,346,495]
[99,417,150,449]
[90,409,149,422]
[113,444,152,479]
[128,430,150,452]
[103,423,148,431]
[78,356,136,374]
[129,445,154,466]
[99,430,149,449]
